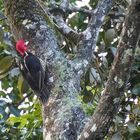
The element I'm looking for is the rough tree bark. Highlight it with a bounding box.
[3,0,140,140]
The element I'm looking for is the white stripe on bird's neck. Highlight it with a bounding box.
[24,52,29,71]
[24,51,28,56]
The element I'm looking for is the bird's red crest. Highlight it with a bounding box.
[16,40,28,56]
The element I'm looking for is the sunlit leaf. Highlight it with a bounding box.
[86,86,92,91]
[17,118,27,129]
[7,116,20,125]
[17,75,24,94]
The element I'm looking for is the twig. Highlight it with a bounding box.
[53,14,81,44]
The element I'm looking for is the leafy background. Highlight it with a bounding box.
[0,0,140,139]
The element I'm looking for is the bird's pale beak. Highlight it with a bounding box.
[25,41,29,45]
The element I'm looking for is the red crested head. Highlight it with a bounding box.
[16,40,28,56]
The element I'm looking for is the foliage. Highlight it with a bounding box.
[0,0,140,140]
[0,0,42,139]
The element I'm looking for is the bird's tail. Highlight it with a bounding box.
[36,84,50,104]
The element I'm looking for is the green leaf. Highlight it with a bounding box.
[0,106,5,115]
[21,79,29,93]
[0,10,5,19]
[1,78,10,89]
[111,132,122,140]
[22,114,32,119]
[7,116,20,125]
[0,72,8,79]
[110,47,117,56]
[132,84,140,95]
[0,100,6,106]
[17,75,29,94]
[0,56,14,74]
[89,0,98,8]
[9,106,20,117]
[0,114,2,119]
[17,75,24,94]
[0,112,8,123]
[0,91,5,96]
[18,118,27,129]
[90,68,101,83]
[0,27,4,43]
[91,89,96,95]
[113,116,122,124]
[86,86,92,91]
[128,122,137,133]
[104,28,115,46]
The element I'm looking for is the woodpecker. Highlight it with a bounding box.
[16,39,49,103]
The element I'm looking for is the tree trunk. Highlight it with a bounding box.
[3,0,87,139]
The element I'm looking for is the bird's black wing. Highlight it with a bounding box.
[20,53,44,92]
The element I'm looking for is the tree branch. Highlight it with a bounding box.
[60,0,69,11]
[78,1,140,139]
[77,0,114,62]
[37,0,81,45]
[53,0,81,44]
[49,3,92,15]
[70,0,114,76]
[53,14,81,44]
